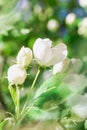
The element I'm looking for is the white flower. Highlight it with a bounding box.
[79,0,87,7]
[72,95,87,119]
[16,46,32,67]
[78,17,87,37]
[53,58,69,74]
[7,64,27,85]
[65,13,76,25]
[47,19,59,32]
[33,38,67,66]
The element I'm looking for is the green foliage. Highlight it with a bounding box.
[0,0,87,130]
[0,12,20,35]
[34,74,63,99]
[0,120,7,130]
[85,120,87,130]
[27,106,60,121]
[22,72,86,130]
[8,85,17,106]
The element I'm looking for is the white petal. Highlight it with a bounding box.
[33,38,52,66]
[47,43,67,66]
[72,95,87,119]
[33,39,68,66]
[53,62,64,74]
[53,58,69,74]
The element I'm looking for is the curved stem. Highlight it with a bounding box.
[28,67,40,95]
[21,66,41,115]
[16,85,20,121]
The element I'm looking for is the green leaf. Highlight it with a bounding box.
[32,87,60,107]
[0,120,7,130]
[35,73,87,100]
[34,74,64,99]
[8,85,17,106]
[61,107,71,118]
[84,120,87,130]
[26,106,60,121]
[0,12,20,35]
[34,74,71,106]
[56,84,71,100]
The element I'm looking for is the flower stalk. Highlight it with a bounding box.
[15,86,20,121]
[21,66,41,115]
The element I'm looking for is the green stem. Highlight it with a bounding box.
[16,86,20,121]
[58,121,67,130]
[21,66,41,115]
[28,67,40,95]
[16,105,34,128]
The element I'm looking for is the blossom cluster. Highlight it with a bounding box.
[7,38,87,123]
[7,38,68,85]
[7,46,32,85]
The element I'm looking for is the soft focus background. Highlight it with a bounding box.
[0,0,87,129]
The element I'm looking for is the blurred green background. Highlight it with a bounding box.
[0,0,87,123]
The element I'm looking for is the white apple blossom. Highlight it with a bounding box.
[53,58,69,74]
[16,46,32,67]
[33,38,67,66]
[65,13,76,25]
[7,64,27,85]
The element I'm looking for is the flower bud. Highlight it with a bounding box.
[7,64,27,85]
[53,58,69,75]
[33,38,67,66]
[17,46,32,67]
[47,19,59,32]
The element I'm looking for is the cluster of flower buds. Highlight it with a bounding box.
[7,46,33,85]
[7,38,68,85]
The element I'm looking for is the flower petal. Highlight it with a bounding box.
[17,46,32,67]
[72,95,87,119]
[33,38,52,66]
[47,43,67,66]
[53,58,69,74]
